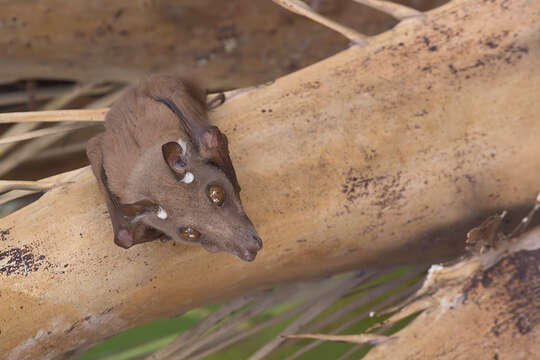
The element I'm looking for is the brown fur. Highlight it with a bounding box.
[86,74,262,261]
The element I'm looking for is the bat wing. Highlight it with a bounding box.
[86,134,167,248]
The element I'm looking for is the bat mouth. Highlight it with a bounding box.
[199,234,262,262]
[234,234,263,262]
[238,249,257,262]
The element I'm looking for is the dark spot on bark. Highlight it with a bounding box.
[481,272,492,287]
[0,245,51,276]
[301,81,321,90]
[114,8,124,19]
[465,248,540,335]
[0,228,11,241]
[342,168,409,212]
[428,46,438,52]
[216,25,237,41]
[515,314,531,334]
[486,41,498,48]
[296,239,307,243]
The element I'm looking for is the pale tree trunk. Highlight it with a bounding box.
[0,0,539,358]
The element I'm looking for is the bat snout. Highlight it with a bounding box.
[233,232,263,262]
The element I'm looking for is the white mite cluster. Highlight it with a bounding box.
[156,206,168,220]
[177,137,195,184]
[182,172,194,184]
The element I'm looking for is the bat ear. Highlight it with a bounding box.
[162,141,188,177]
[201,126,224,152]
[200,127,241,193]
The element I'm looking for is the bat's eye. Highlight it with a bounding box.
[207,185,225,206]
[179,226,200,242]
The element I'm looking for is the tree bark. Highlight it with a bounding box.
[365,226,540,360]
[1,0,539,358]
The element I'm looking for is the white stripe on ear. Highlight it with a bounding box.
[177,138,187,155]
[176,138,194,183]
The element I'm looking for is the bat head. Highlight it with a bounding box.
[116,92,262,262]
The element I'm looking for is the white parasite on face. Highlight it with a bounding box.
[182,172,194,183]
[156,206,168,219]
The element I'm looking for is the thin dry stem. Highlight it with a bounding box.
[283,273,423,360]
[0,82,103,157]
[146,295,255,360]
[0,84,114,107]
[0,167,86,206]
[285,333,392,345]
[351,0,423,21]
[247,274,372,360]
[32,142,88,160]
[0,86,115,176]
[283,268,425,360]
[0,180,57,193]
[272,0,368,44]
[0,108,107,124]
[0,123,95,145]
[189,303,310,360]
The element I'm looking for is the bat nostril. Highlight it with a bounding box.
[252,235,263,250]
